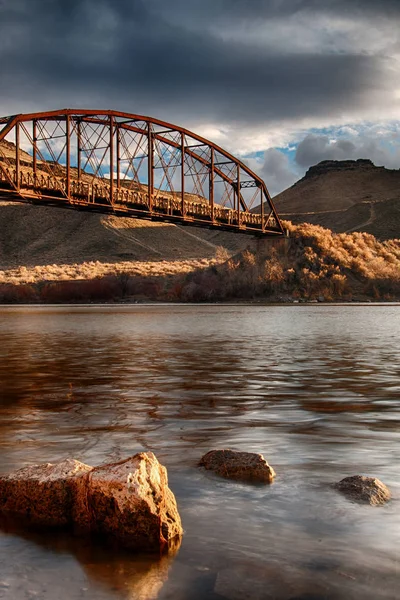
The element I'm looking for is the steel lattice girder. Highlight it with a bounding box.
[0,109,285,236]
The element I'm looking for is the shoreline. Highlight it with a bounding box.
[1,300,400,308]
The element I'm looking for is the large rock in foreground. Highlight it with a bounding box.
[199,450,276,483]
[334,475,391,506]
[0,453,183,551]
[0,458,92,527]
[74,453,183,551]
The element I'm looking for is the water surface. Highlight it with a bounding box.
[0,304,399,599]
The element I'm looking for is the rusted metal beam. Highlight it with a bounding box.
[77,120,82,181]
[15,122,20,190]
[262,181,284,233]
[261,187,264,232]
[181,132,185,216]
[210,147,215,223]
[33,119,37,185]
[0,116,19,142]
[237,165,240,226]
[116,125,120,190]
[66,114,71,198]
[148,123,154,210]
[109,114,114,204]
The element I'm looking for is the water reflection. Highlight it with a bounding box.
[0,518,181,600]
[0,305,400,599]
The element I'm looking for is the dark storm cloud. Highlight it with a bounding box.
[149,0,400,31]
[196,0,400,18]
[249,149,300,196]
[296,135,357,167]
[0,0,396,126]
[295,133,400,170]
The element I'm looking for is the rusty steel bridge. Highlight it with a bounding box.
[0,109,284,237]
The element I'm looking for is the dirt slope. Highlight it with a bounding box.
[274,159,400,240]
[0,201,253,270]
[0,137,254,272]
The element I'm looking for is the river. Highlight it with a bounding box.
[0,304,399,600]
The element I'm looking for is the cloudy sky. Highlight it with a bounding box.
[1,0,400,195]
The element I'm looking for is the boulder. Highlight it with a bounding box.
[0,453,183,552]
[199,449,275,483]
[74,452,183,551]
[0,458,92,527]
[334,475,391,505]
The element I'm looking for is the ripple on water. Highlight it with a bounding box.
[0,304,399,600]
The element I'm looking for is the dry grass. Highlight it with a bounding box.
[1,222,399,303]
[0,257,216,286]
[176,221,400,302]
[0,255,222,303]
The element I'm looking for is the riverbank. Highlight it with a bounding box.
[1,222,399,303]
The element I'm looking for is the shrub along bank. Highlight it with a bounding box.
[1,222,399,303]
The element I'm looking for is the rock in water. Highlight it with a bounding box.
[0,458,92,527]
[334,475,391,505]
[199,449,275,483]
[0,453,183,552]
[74,452,183,551]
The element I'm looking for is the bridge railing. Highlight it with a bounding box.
[0,165,277,230]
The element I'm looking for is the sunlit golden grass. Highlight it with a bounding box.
[0,258,217,286]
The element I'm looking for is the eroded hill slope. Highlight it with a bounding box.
[274,159,400,240]
[0,200,254,285]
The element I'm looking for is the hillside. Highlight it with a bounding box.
[1,221,399,303]
[0,201,253,267]
[175,222,400,302]
[274,159,400,240]
[0,200,255,289]
[0,136,254,279]
[1,151,400,299]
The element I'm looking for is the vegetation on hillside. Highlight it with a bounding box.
[1,222,399,303]
[177,222,400,302]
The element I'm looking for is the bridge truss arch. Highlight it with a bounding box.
[0,109,284,236]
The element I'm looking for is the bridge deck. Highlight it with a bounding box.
[0,167,281,235]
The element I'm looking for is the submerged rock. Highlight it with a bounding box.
[74,452,183,551]
[334,475,391,505]
[0,453,183,551]
[214,562,325,600]
[0,458,92,527]
[199,449,275,483]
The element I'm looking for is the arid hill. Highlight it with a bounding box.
[274,159,400,240]
[0,201,253,268]
[0,200,257,290]
[0,137,254,278]
[0,150,400,301]
[1,221,399,303]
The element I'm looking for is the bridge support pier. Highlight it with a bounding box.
[256,234,290,258]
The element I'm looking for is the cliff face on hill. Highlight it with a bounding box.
[274,159,400,240]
